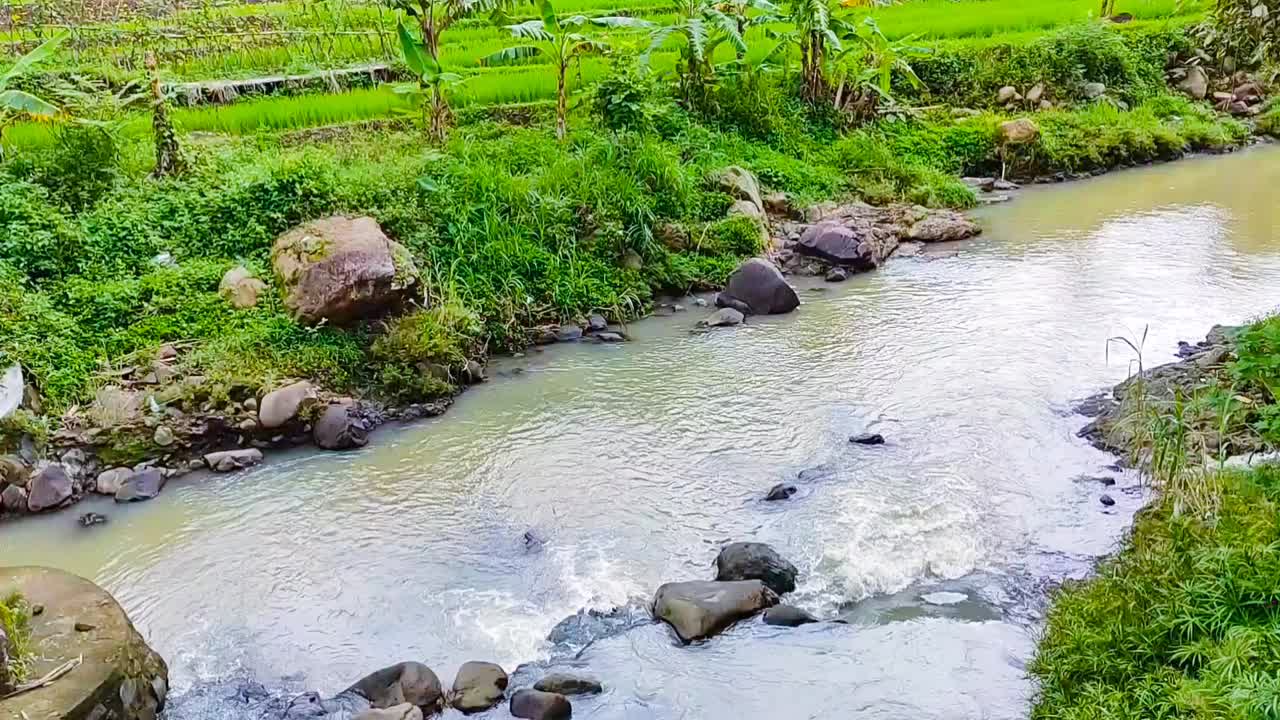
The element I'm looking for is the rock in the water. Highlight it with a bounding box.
[271,215,421,326]
[715,166,764,216]
[594,332,626,343]
[714,292,754,316]
[1,484,27,514]
[1100,494,1116,506]
[1083,82,1106,99]
[79,512,108,528]
[27,465,72,512]
[796,221,897,270]
[346,662,443,713]
[204,448,264,473]
[587,314,608,332]
[697,308,744,328]
[533,673,603,696]
[723,258,799,315]
[95,467,133,495]
[510,689,572,720]
[763,604,818,627]
[998,118,1039,145]
[354,704,423,720]
[115,469,166,503]
[653,579,779,643]
[714,542,798,595]
[451,661,508,714]
[1177,66,1209,100]
[313,402,369,451]
[906,212,981,243]
[259,380,319,429]
[0,566,168,720]
[849,433,885,445]
[824,267,849,283]
[764,483,797,501]
[555,325,583,342]
[219,266,267,309]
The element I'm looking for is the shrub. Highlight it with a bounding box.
[1,592,33,685]
[592,58,661,133]
[0,181,83,282]
[370,302,483,400]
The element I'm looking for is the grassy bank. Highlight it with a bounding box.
[1032,317,1280,719]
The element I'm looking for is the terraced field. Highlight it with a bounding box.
[0,0,1209,142]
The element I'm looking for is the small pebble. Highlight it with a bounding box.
[32,604,44,616]
[849,433,886,446]
[1100,494,1116,506]
[75,622,96,632]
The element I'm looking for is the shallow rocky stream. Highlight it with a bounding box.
[5,146,1280,720]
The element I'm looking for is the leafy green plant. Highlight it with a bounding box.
[831,17,929,118]
[644,0,753,111]
[0,33,68,162]
[0,592,32,687]
[397,20,467,143]
[592,56,661,132]
[1198,0,1278,68]
[483,0,651,139]
[770,0,844,102]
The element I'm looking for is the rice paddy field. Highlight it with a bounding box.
[0,0,1211,142]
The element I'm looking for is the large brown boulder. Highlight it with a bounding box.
[998,118,1040,145]
[652,580,778,643]
[796,221,899,270]
[271,216,421,326]
[313,401,370,451]
[451,661,508,714]
[26,464,72,512]
[723,259,799,315]
[0,567,168,720]
[714,542,799,595]
[258,380,319,430]
[345,661,443,714]
[906,212,982,243]
[510,689,572,720]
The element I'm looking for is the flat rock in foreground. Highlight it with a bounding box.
[0,566,168,720]
[653,579,779,643]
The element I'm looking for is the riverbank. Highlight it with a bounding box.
[1032,316,1280,716]
[2,16,1275,522]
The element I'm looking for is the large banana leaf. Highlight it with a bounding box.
[591,15,654,27]
[480,45,545,65]
[1,32,67,87]
[397,21,430,77]
[539,0,561,33]
[0,89,59,118]
[506,18,554,40]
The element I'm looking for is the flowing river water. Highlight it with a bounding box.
[5,146,1280,719]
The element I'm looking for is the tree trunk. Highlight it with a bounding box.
[430,83,448,145]
[147,52,184,178]
[556,63,567,141]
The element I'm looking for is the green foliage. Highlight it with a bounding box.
[1260,101,1280,137]
[1199,0,1279,68]
[1031,464,1280,720]
[1232,317,1280,444]
[592,57,661,132]
[6,124,121,212]
[370,301,483,399]
[0,591,33,685]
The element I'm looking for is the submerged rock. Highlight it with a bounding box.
[714,292,754,317]
[271,215,421,326]
[451,661,508,714]
[345,662,443,714]
[587,314,608,332]
[906,213,981,243]
[78,512,109,528]
[534,673,603,696]
[510,689,572,720]
[1100,494,1116,506]
[546,600,652,652]
[722,258,800,315]
[204,448,264,472]
[849,433,886,446]
[115,469,166,503]
[698,308,745,328]
[714,542,798,595]
[653,580,779,643]
[764,483,797,501]
[796,221,896,270]
[762,604,818,627]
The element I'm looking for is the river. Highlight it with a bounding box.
[5,146,1280,719]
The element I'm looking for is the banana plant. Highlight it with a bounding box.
[642,0,750,110]
[385,0,517,142]
[831,17,928,115]
[766,0,846,102]
[0,33,67,161]
[397,20,465,143]
[483,0,650,140]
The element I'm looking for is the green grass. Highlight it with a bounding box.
[860,0,1206,40]
[0,592,33,685]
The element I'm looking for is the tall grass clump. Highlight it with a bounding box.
[1,592,33,686]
